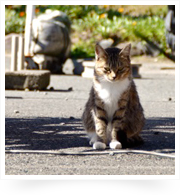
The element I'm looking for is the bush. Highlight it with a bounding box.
[5,5,168,58]
[5,8,25,34]
[71,10,167,57]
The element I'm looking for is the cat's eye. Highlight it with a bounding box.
[104,67,111,72]
[118,67,124,72]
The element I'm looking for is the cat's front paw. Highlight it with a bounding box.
[93,142,106,150]
[109,141,122,149]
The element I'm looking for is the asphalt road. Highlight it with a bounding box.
[5,57,175,175]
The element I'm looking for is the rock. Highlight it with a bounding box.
[99,38,114,49]
[145,42,161,57]
[81,61,95,78]
[72,59,84,75]
[68,87,73,91]
[31,10,71,73]
[116,42,146,56]
[131,64,142,78]
[5,70,50,90]
[62,59,74,74]
[62,58,84,75]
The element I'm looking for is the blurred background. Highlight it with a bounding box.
[5,5,175,75]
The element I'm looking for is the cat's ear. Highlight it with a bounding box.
[95,43,107,60]
[119,43,131,58]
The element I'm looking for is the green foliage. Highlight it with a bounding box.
[71,38,95,58]
[71,11,167,57]
[5,8,25,34]
[5,5,168,58]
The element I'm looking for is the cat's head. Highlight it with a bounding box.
[94,43,131,82]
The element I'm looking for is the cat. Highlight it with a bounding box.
[82,43,145,150]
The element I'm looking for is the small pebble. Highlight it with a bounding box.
[14,110,19,114]
[109,152,114,156]
[168,97,172,101]
[68,87,73,91]
[49,87,54,91]
[44,92,47,95]
[69,116,75,120]
[60,122,65,125]
[25,88,29,92]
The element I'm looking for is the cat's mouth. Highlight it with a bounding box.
[105,76,117,83]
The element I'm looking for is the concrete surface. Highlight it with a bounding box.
[5,70,50,90]
[5,56,175,175]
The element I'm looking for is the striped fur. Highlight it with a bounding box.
[82,43,145,150]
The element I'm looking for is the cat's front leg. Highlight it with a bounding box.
[94,118,107,150]
[110,96,128,149]
[110,119,123,149]
[92,110,108,150]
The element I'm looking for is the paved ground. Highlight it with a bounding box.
[5,56,175,175]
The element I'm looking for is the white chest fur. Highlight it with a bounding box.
[94,78,130,120]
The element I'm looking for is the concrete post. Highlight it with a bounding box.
[24,5,35,57]
[11,35,18,71]
[17,36,25,70]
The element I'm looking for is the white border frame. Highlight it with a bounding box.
[1,0,179,182]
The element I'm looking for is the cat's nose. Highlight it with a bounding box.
[112,73,116,80]
[112,76,116,80]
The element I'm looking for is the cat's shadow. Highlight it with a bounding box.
[136,117,175,153]
[5,117,175,153]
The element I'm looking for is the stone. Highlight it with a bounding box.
[116,42,146,56]
[99,38,114,49]
[62,58,84,75]
[14,110,19,114]
[31,10,71,72]
[131,64,142,78]
[5,70,50,90]
[81,61,95,78]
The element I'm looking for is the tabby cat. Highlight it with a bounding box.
[82,43,145,150]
